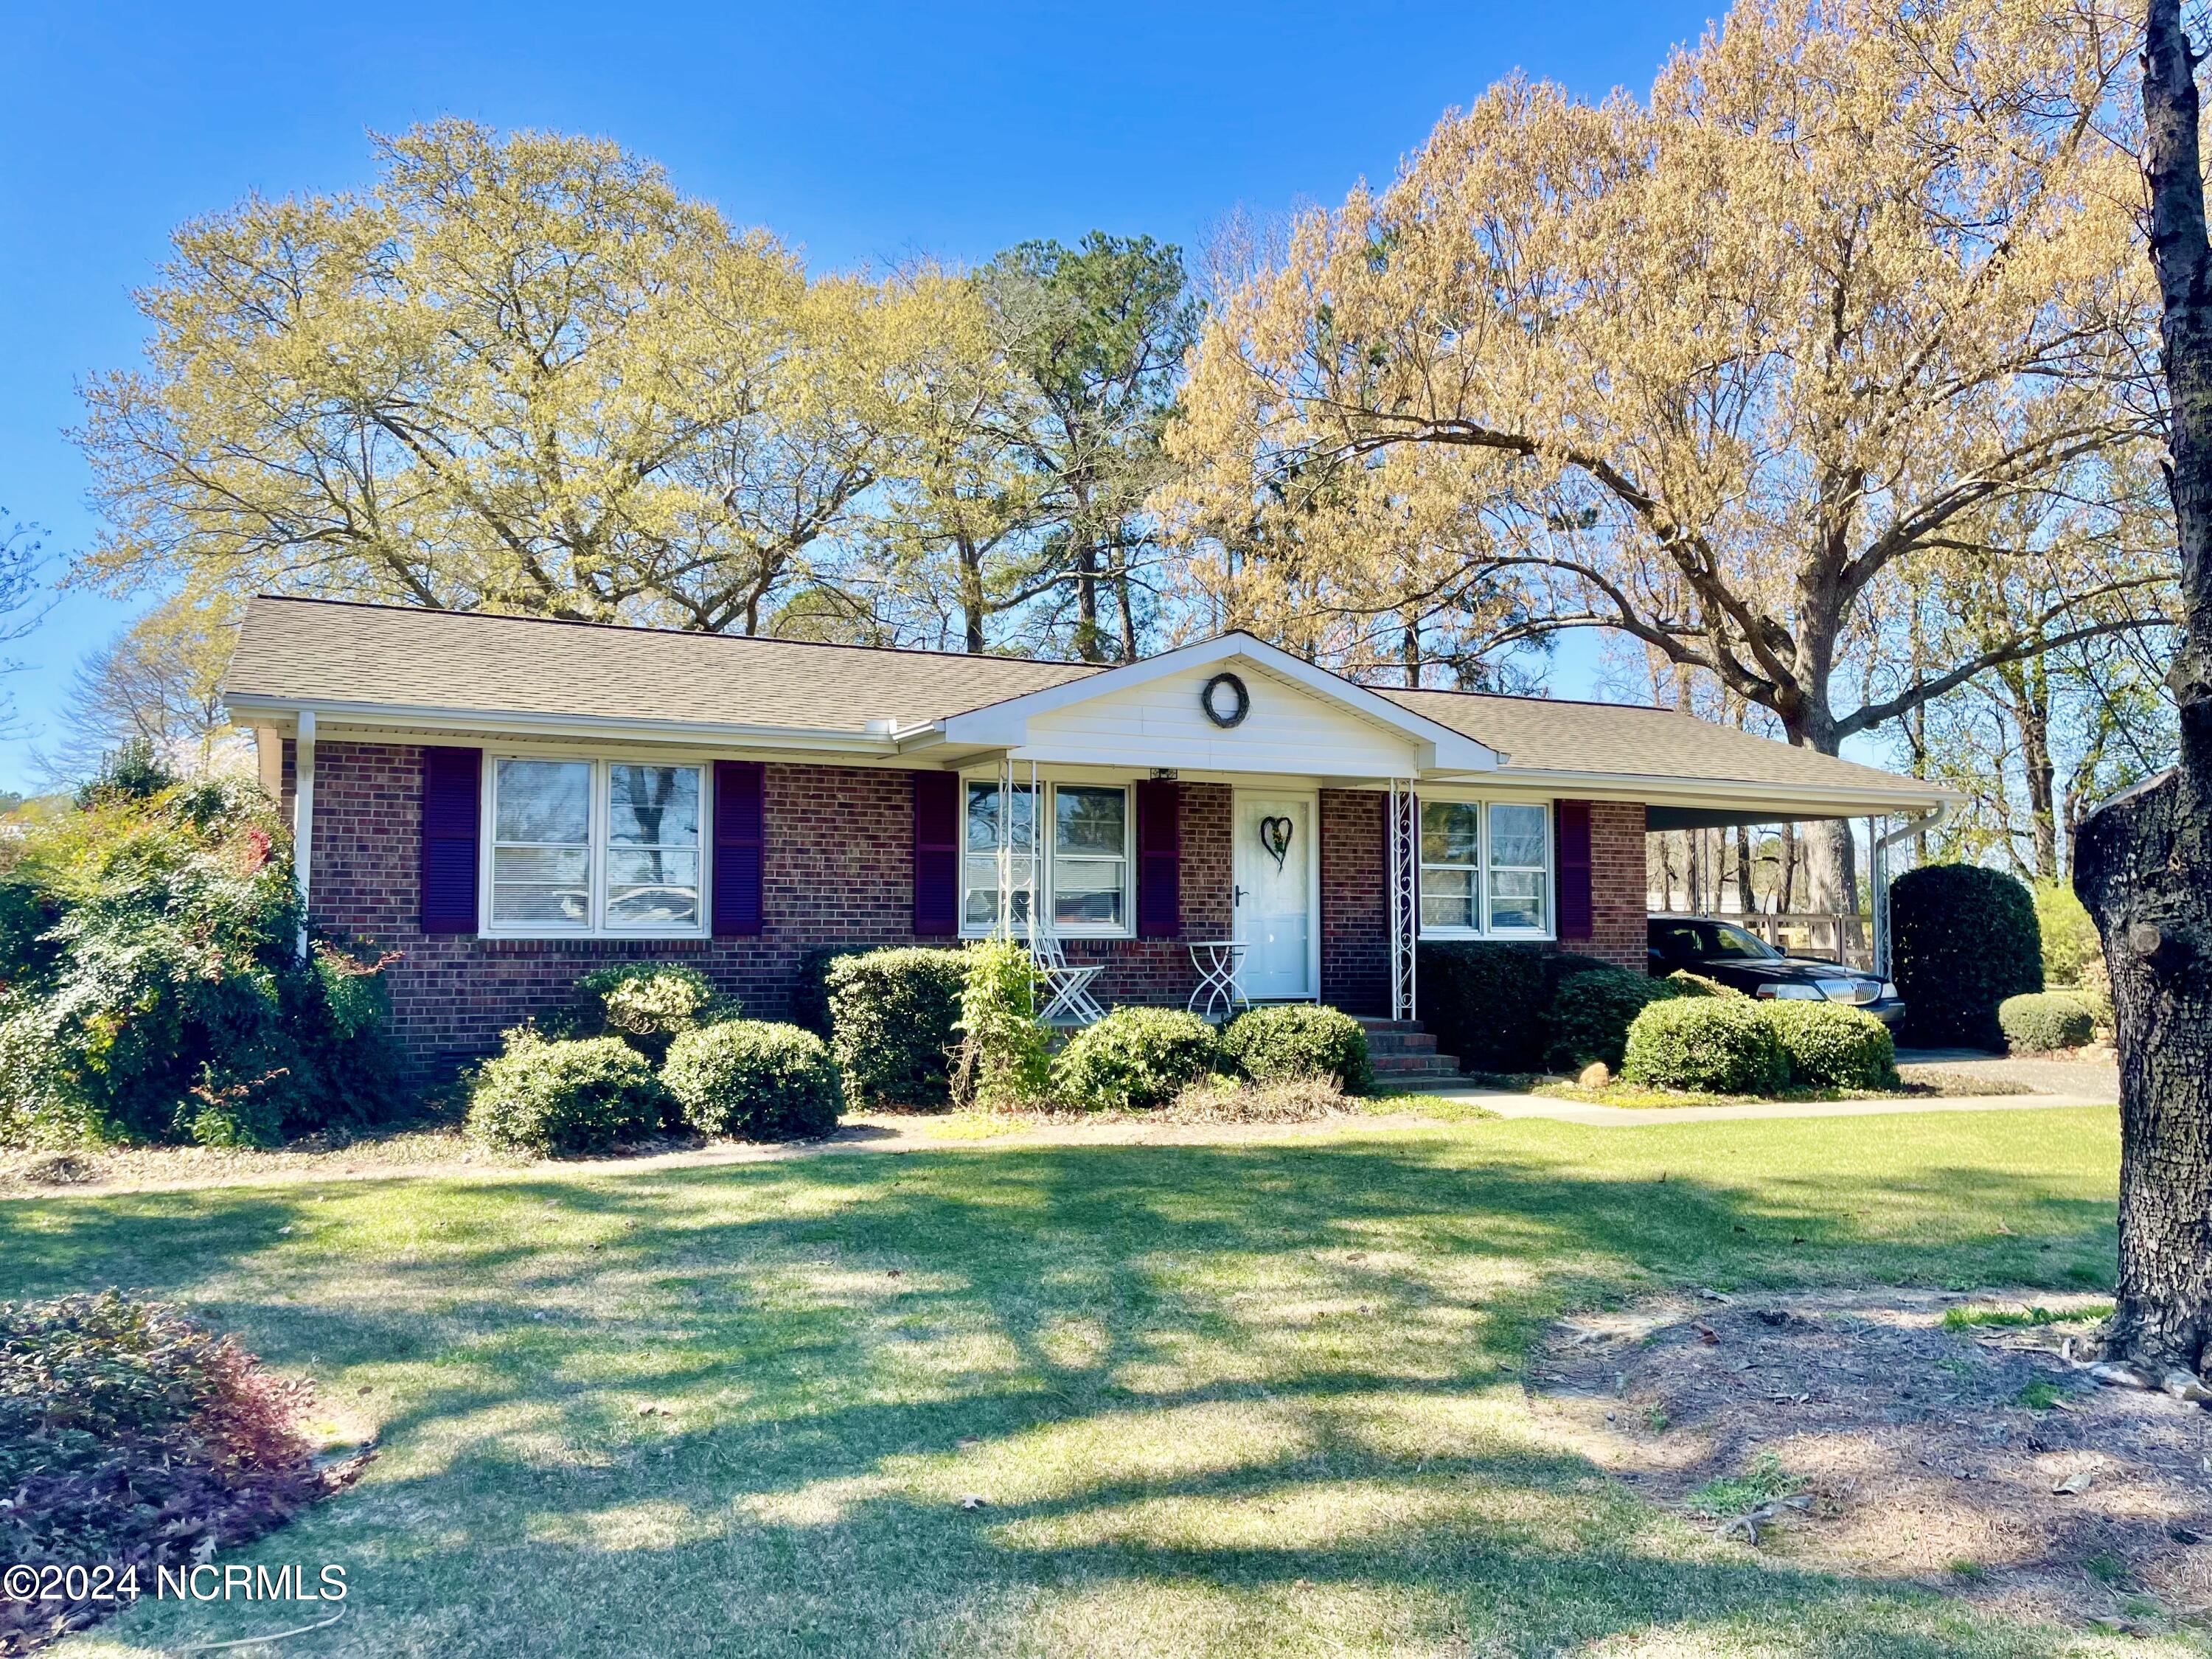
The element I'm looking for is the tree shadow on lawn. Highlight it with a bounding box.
[2,1127,2124,1657]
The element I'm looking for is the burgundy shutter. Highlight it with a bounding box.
[912,771,959,937]
[1135,779,1181,939]
[420,746,482,935]
[713,761,765,937]
[1557,799,1593,940]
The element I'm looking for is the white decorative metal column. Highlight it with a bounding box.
[292,708,316,958]
[1386,779,1419,1022]
[994,756,1040,947]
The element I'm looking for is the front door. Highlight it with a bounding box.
[1233,793,1315,1001]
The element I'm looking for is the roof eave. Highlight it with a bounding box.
[221,692,906,756]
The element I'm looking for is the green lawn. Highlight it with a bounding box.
[5,1107,2151,1658]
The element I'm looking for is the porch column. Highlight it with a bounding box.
[1386,779,1418,1020]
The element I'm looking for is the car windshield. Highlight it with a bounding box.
[1653,920,1781,961]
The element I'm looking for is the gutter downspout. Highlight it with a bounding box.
[1870,804,1946,978]
[293,710,316,959]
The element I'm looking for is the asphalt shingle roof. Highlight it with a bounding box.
[224,597,1941,801]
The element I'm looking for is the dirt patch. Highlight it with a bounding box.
[1530,1289,2212,1635]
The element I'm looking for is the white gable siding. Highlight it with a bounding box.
[1015,659,1423,776]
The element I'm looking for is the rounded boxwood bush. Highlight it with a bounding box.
[1998,992,2096,1054]
[1891,864,2042,1049]
[1621,998,1789,1095]
[662,1019,841,1141]
[465,1032,669,1155]
[827,948,970,1107]
[574,962,723,1062]
[1220,1004,1372,1093]
[1051,1006,1220,1111]
[1545,967,1688,1071]
[1760,1000,1896,1091]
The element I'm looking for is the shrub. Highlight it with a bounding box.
[1621,998,1789,1094]
[1051,1006,1220,1110]
[953,937,1051,1107]
[1545,967,1688,1071]
[0,777,400,1149]
[1999,992,2096,1054]
[790,944,874,1037]
[1664,970,1739,998]
[573,962,723,1062]
[826,947,969,1107]
[0,1291,347,1652]
[1761,1000,1897,1091]
[2033,878,2103,991]
[463,1031,669,1155]
[662,1019,841,1141]
[1891,863,2042,1048]
[1416,942,1547,1071]
[1219,1004,1372,1094]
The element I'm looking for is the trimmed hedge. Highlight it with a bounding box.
[1545,967,1688,1071]
[1999,992,2096,1054]
[662,1019,841,1141]
[791,943,875,1038]
[1051,1006,1220,1110]
[826,947,969,1107]
[1892,863,2042,1048]
[1761,1001,1896,1091]
[1621,998,1789,1095]
[574,962,723,1062]
[1220,1004,1372,1094]
[1416,942,1546,1071]
[464,1032,669,1155]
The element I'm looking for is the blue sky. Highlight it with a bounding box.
[0,0,1727,793]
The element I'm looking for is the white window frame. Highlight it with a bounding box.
[1415,796,1555,943]
[479,754,713,939]
[959,776,1134,939]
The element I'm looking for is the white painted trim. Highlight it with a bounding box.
[476,752,714,942]
[292,709,316,956]
[226,694,912,757]
[933,633,1500,773]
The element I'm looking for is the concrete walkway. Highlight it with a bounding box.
[1405,1085,2112,1127]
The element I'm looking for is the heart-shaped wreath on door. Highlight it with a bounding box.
[1258,815,1294,870]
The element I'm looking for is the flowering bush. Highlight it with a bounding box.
[0,771,400,1148]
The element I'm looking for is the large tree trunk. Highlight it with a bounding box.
[2073,0,2212,1378]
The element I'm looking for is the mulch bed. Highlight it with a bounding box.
[1529,1289,2212,1636]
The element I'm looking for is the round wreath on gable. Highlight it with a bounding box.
[1200,672,1250,728]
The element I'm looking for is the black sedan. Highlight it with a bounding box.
[1646,916,1905,1026]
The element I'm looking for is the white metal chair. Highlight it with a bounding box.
[1031,927,1107,1026]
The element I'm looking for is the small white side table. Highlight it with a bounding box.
[1186,939,1250,1023]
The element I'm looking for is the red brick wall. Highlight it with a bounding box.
[292,743,1235,1071]
[1559,799,1648,972]
[1321,789,1390,1016]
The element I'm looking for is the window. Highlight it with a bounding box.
[1486,802,1548,933]
[1419,801,1482,931]
[1416,799,1551,938]
[487,758,704,934]
[1051,785,1127,931]
[963,779,1035,930]
[961,779,1131,936]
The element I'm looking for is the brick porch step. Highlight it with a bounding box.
[1354,1018,1461,1085]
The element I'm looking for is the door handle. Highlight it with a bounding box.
[1234,885,1248,905]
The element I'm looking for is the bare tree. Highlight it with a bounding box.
[2073,0,2212,1383]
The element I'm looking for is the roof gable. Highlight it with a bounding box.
[936,634,1500,775]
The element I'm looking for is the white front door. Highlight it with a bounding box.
[1233,793,1315,1000]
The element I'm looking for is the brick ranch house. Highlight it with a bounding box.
[223,597,1952,1077]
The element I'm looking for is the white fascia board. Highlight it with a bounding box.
[934,632,1499,772]
[222,694,904,756]
[1433,764,1963,817]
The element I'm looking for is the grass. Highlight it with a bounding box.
[1684,1453,1804,1517]
[2,1105,2149,1658]
[2017,1379,2068,1411]
[1942,1302,2113,1332]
